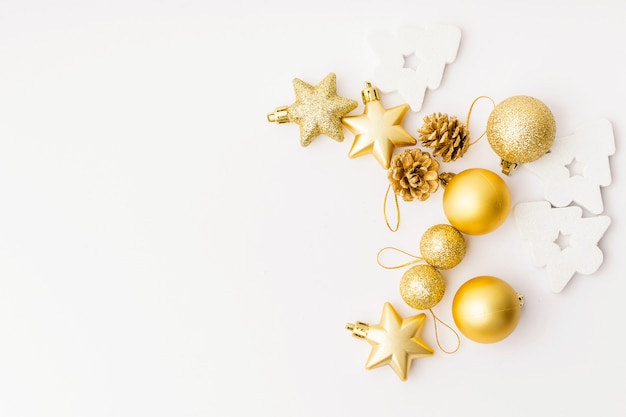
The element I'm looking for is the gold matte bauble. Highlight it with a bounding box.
[452,276,523,344]
[419,224,466,270]
[400,264,445,310]
[442,168,511,235]
[486,95,556,175]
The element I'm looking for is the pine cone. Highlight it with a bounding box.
[418,113,470,162]
[388,149,440,202]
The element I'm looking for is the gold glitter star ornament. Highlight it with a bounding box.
[486,95,556,175]
[346,302,434,381]
[267,73,358,147]
[342,82,417,169]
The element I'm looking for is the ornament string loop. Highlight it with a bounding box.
[466,95,496,146]
[376,246,424,270]
[383,184,400,232]
[429,308,461,354]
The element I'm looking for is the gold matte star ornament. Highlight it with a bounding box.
[267,73,358,147]
[342,82,417,169]
[346,302,434,381]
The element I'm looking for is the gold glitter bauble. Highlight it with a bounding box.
[442,168,511,235]
[419,224,466,270]
[452,276,523,344]
[486,95,556,175]
[400,264,445,310]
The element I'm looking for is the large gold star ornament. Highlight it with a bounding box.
[342,82,417,169]
[346,302,434,381]
[267,73,358,147]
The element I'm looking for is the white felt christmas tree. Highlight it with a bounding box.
[367,25,461,112]
[513,201,611,293]
[523,119,615,214]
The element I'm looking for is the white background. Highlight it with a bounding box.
[1,1,624,416]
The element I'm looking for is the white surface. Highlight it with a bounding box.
[514,201,611,293]
[525,118,615,214]
[0,1,625,416]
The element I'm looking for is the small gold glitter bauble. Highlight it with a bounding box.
[486,95,556,175]
[419,224,466,270]
[452,276,523,344]
[442,168,511,235]
[400,264,445,310]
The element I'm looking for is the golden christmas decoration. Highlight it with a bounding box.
[376,243,462,354]
[400,264,446,310]
[452,276,524,344]
[442,168,511,235]
[388,148,441,202]
[420,224,466,270]
[418,112,471,162]
[486,95,557,175]
[267,72,358,147]
[346,302,434,381]
[342,82,417,169]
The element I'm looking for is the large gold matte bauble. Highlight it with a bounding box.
[400,264,445,310]
[419,224,466,270]
[486,96,556,174]
[452,276,523,344]
[442,168,511,235]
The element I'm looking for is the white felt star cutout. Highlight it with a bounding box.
[524,119,615,214]
[367,25,461,112]
[513,201,611,293]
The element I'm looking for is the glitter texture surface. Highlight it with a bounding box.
[420,224,466,270]
[399,264,445,310]
[287,73,358,147]
[486,95,556,164]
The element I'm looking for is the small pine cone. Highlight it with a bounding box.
[388,148,440,202]
[418,112,471,162]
